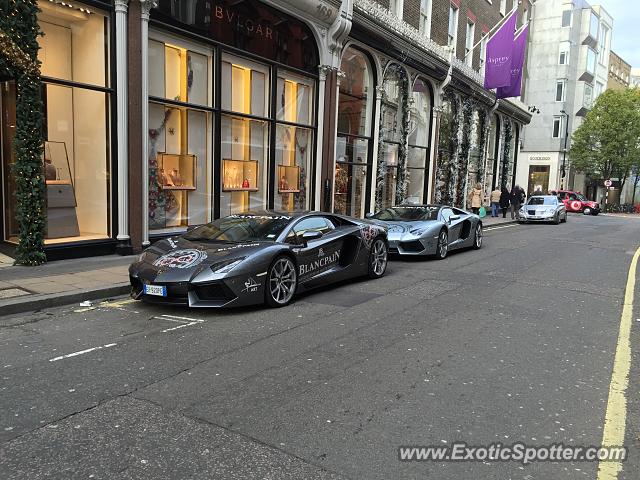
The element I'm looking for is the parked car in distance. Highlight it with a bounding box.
[366,204,482,259]
[519,195,567,224]
[558,190,600,215]
[129,212,388,308]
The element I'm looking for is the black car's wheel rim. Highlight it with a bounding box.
[475,225,482,247]
[438,231,448,257]
[371,239,388,275]
[269,258,296,304]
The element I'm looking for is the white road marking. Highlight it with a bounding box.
[159,314,204,323]
[162,321,202,333]
[484,224,518,232]
[49,343,117,362]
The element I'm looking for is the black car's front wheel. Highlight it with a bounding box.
[265,256,297,308]
[368,237,388,278]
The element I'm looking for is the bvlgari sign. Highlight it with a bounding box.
[154,0,319,73]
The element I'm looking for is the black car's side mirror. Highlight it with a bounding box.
[186,224,200,232]
[301,230,323,242]
[365,213,375,219]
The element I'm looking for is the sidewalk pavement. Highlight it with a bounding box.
[0,254,134,317]
[0,215,519,316]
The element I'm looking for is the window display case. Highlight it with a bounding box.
[157,153,196,190]
[277,165,300,193]
[222,159,259,192]
[43,141,80,238]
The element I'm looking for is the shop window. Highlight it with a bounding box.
[335,47,374,218]
[148,38,212,232]
[274,71,315,213]
[407,79,431,204]
[32,3,111,244]
[379,66,406,210]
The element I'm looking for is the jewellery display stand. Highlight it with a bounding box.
[222,159,258,192]
[277,165,300,193]
[155,154,197,229]
[43,141,80,238]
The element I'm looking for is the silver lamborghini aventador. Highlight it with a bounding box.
[368,205,482,259]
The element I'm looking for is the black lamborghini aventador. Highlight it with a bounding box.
[129,212,388,308]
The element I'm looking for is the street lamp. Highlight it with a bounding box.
[559,110,569,190]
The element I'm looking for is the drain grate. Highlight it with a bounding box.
[0,288,31,299]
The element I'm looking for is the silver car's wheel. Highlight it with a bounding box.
[368,238,388,278]
[266,256,297,307]
[473,224,483,249]
[554,213,560,225]
[435,230,448,260]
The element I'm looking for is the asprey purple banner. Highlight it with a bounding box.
[484,11,517,89]
[497,25,529,99]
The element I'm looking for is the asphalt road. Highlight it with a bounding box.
[1,214,639,480]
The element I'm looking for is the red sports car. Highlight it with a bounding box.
[558,190,600,215]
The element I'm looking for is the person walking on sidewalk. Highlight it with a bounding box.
[490,187,501,217]
[510,185,523,219]
[468,183,483,215]
[500,186,510,218]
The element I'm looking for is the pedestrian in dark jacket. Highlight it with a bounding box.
[510,185,523,219]
[499,187,510,218]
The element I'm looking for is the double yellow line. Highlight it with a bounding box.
[597,246,640,479]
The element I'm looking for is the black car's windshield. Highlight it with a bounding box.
[527,197,557,206]
[183,215,292,242]
[373,206,440,221]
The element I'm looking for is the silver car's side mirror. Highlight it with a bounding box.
[449,214,461,222]
[365,212,375,219]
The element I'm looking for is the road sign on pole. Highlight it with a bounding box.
[604,179,612,187]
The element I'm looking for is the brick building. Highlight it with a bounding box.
[607,51,631,91]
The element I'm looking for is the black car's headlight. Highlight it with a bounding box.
[138,250,158,263]
[210,257,245,274]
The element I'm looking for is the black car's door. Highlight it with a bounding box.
[286,216,345,285]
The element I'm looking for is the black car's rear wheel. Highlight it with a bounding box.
[472,223,483,249]
[435,229,448,260]
[266,256,297,307]
[368,237,388,278]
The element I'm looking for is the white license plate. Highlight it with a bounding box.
[143,284,167,297]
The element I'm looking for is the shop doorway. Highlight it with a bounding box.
[0,81,18,243]
[527,165,550,196]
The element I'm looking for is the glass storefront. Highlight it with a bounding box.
[379,66,405,210]
[407,78,431,204]
[335,47,374,217]
[527,165,550,195]
[0,2,112,245]
[148,39,213,231]
[151,0,318,230]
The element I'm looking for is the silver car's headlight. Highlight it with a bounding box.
[409,227,428,236]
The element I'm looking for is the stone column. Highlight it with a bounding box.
[428,106,443,203]
[315,65,331,211]
[369,85,385,212]
[140,0,157,246]
[115,0,131,254]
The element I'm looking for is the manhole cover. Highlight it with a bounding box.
[0,288,30,299]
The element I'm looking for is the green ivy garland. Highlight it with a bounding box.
[501,121,513,189]
[0,1,45,265]
[476,109,488,185]
[435,90,459,206]
[455,98,474,208]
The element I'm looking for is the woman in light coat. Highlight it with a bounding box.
[468,183,483,215]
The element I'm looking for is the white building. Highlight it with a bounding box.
[516,0,612,198]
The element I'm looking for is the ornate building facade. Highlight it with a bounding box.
[0,0,531,260]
